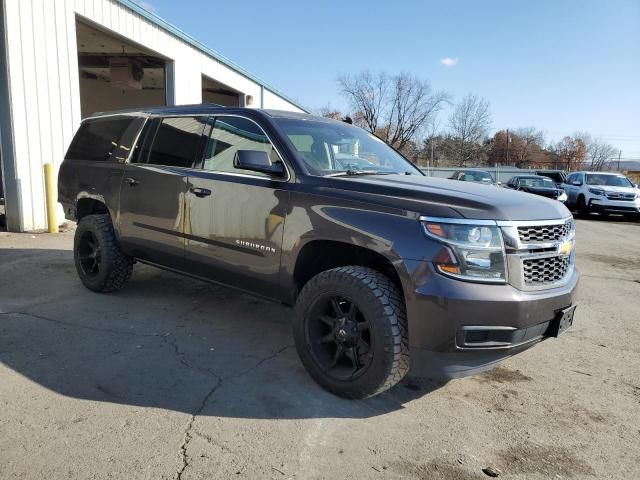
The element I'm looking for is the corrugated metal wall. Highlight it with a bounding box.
[2,0,304,231]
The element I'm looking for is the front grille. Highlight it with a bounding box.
[605,192,636,201]
[517,221,572,243]
[522,256,570,285]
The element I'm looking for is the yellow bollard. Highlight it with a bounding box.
[44,163,58,233]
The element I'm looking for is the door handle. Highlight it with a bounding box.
[190,187,211,198]
[125,177,140,186]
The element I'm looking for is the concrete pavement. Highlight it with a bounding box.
[1,218,639,479]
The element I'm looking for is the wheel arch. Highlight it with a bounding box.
[290,239,407,305]
[75,196,110,221]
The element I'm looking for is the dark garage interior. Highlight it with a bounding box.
[76,19,168,118]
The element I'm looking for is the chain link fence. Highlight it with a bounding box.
[420,166,562,184]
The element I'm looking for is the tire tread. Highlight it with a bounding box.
[294,266,409,398]
[74,214,133,293]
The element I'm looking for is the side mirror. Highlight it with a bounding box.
[572,181,582,186]
[234,150,285,176]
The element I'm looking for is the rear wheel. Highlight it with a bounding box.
[294,266,409,399]
[74,214,133,293]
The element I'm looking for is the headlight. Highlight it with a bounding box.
[422,220,506,283]
[588,188,604,195]
[557,192,568,202]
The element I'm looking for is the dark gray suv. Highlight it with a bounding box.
[58,106,579,398]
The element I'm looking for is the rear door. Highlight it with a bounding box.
[184,115,290,299]
[118,116,208,269]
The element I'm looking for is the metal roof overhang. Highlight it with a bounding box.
[116,0,309,113]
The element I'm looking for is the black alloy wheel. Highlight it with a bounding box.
[78,230,102,278]
[305,294,373,381]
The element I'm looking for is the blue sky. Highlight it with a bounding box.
[138,0,640,159]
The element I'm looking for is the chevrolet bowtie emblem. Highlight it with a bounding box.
[558,240,573,256]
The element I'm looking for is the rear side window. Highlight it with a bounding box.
[65,116,138,162]
[146,116,207,168]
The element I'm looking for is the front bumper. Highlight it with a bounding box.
[589,197,640,214]
[403,260,579,379]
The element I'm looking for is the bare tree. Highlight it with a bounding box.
[337,71,449,152]
[576,133,618,171]
[448,93,492,166]
[317,104,343,121]
[338,71,388,133]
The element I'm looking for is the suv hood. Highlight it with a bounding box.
[329,174,570,221]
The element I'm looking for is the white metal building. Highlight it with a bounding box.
[0,0,307,232]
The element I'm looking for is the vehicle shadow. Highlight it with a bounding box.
[0,247,444,420]
[572,211,639,224]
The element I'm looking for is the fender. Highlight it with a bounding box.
[280,189,434,305]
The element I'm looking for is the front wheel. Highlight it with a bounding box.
[576,195,588,217]
[293,266,409,399]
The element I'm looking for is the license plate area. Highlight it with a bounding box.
[547,305,576,337]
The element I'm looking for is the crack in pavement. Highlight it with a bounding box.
[0,311,164,338]
[0,309,293,480]
[173,343,294,480]
[174,377,223,480]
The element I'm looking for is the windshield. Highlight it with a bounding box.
[520,177,555,188]
[455,171,493,182]
[586,174,633,187]
[274,118,423,176]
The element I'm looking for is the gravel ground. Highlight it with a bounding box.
[0,217,639,479]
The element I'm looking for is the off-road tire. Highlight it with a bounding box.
[576,195,588,217]
[294,266,409,399]
[74,214,133,293]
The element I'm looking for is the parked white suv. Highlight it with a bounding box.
[563,171,640,219]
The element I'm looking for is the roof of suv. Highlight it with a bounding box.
[88,105,318,120]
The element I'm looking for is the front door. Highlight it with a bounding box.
[118,116,208,269]
[565,173,582,206]
[184,115,290,299]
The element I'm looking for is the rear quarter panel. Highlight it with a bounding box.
[58,160,125,223]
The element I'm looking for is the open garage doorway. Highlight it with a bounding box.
[76,20,169,118]
[202,75,242,107]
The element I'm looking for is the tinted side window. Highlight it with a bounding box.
[147,117,207,168]
[203,116,279,177]
[129,118,158,164]
[66,116,137,162]
[113,118,145,162]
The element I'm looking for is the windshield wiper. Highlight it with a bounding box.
[327,170,397,177]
